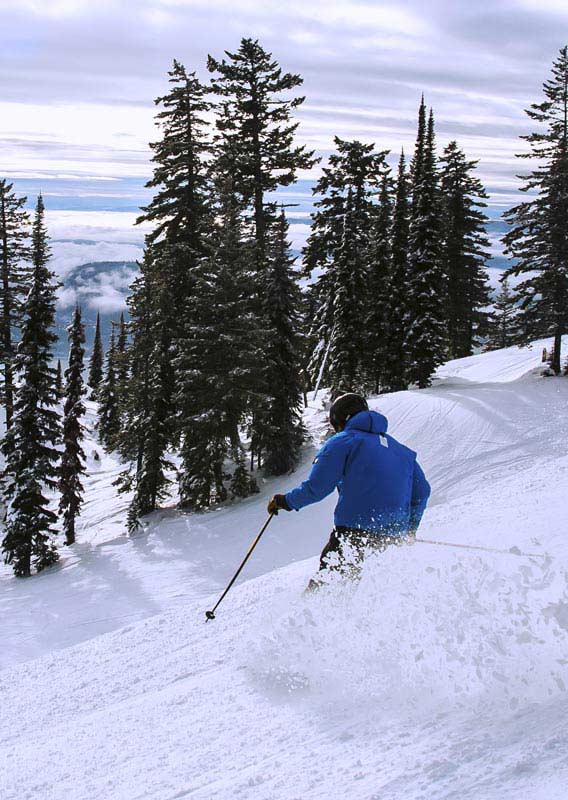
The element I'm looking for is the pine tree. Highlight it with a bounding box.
[139,60,211,257]
[0,180,31,429]
[411,96,427,186]
[126,309,173,533]
[230,450,257,500]
[383,151,411,391]
[440,141,492,358]
[136,61,212,335]
[208,39,316,465]
[88,311,104,398]
[304,138,387,392]
[327,190,368,394]
[55,359,64,400]
[174,181,261,508]
[114,311,129,414]
[366,170,393,393]
[1,195,60,577]
[404,107,447,388]
[115,312,128,373]
[97,328,120,450]
[263,210,305,475]
[485,276,520,350]
[208,38,316,268]
[122,57,254,527]
[132,61,213,470]
[115,252,173,533]
[503,46,568,374]
[298,287,319,397]
[59,305,86,546]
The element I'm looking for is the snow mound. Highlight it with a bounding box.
[435,335,568,384]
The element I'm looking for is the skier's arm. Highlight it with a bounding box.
[409,459,431,532]
[285,435,351,511]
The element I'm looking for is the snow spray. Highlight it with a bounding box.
[243,544,568,719]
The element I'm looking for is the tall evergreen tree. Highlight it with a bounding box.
[88,311,104,398]
[115,252,173,532]
[0,179,31,429]
[263,210,304,475]
[125,274,173,533]
[208,39,316,464]
[115,312,128,371]
[383,151,411,391]
[208,38,316,268]
[136,61,212,341]
[503,46,568,374]
[97,328,120,451]
[139,60,211,257]
[485,276,520,351]
[114,311,130,414]
[404,107,447,387]
[327,190,368,394]
[126,331,172,533]
[440,141,492,358]
[1,195,60,577]
[59,305,86,546]
[304,138,387,391]
[55,358,64,400]
[298,287,319,395]
[411,96,427,187]
[133,61,213,465]
[119,61,213,525]
[365,169,394,393]
[174,181,260,508]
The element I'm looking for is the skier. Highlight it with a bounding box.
[267,393,430,583]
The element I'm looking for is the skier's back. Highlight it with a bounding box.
[268,393,431,580]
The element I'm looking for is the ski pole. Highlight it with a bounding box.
[415,537,547,559]
[205,512,275,622]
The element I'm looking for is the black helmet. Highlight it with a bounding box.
[329,393,368,432]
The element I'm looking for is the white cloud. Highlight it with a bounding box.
[13,0,90,14]
[516,0,568,14]
[300,1,430,35]
[1,0,561,228]
[83,282,133,313]
[50,240,142,278]
[57,261,139,312]
[57,285,79,307]
[46,210,151,244]
[288,222,310,253]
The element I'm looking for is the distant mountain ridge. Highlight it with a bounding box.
[55,260,138,359]
[52,248,508,362]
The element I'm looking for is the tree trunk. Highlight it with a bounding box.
[552,328,563,374]
[65,517,75,547]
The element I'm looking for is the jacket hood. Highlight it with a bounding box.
[344,409,388,435]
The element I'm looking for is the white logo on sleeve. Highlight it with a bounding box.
[379,434,388,448]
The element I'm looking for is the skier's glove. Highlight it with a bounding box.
[267,494,291,515]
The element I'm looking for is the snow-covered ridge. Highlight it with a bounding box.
[435,335,568,384]
[2,337,568,799]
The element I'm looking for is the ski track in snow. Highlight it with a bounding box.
[2,336,568,799]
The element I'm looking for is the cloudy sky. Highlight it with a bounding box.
[1,0,567,305]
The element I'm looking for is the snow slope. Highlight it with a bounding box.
[2,338,568,800]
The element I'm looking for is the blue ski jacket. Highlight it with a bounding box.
[286,410,430,535]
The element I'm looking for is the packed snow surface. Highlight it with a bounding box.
[2,337,568,800]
